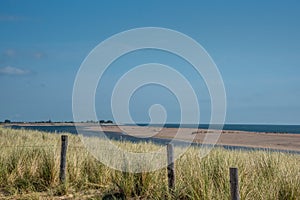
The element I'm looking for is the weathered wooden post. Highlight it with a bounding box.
[59,135,68,183]
[167,144,175,192]
[230,167,240,200]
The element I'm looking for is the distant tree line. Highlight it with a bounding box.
[86,120,113,124]
[1,119,113,124]
[99,120,113,124]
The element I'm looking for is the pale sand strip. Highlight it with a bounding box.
[84,125,300,151]
[8,123,300,152]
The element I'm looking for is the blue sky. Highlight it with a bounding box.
[0,0,300,124]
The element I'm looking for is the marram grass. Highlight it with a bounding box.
[0,127,299,199]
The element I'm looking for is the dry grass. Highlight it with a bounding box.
[0,127,299,199]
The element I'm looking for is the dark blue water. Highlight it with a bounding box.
[134,124,300,134]
[9,124,300,154]
[10,124,300,134]
[10,125,79,134]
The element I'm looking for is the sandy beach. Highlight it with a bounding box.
[7,123,300,152]
[84,125,300,151]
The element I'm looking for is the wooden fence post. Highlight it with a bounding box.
[230,167,240,200]
[59,135,68,183]
[167,144,175,192]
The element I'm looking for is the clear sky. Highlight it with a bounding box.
[0,0,300,124]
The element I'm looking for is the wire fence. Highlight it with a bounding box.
[0,134,241,199]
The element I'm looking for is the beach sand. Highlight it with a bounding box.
[8,123,300,151]
[84,125,300,151]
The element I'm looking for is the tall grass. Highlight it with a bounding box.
[0,127,299,199]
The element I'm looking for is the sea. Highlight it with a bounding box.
[9,124,300,154]
[9,124,300,134]
[134,124,300,134]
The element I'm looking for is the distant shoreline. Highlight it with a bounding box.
[3,122,300,133]
[5,123,300,152]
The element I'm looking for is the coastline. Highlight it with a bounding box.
[5,123,300,152]
[87,125,300,151]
